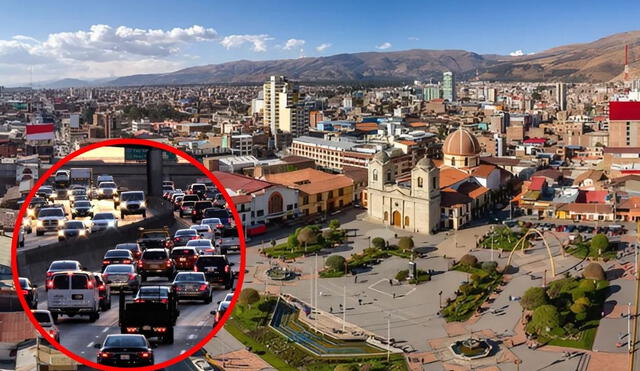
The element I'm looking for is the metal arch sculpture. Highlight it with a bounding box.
[506,228,557,277]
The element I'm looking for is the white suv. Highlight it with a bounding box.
[32,309,60,342]
[119,191,147,219]
[36,207,67,236]
[47,271,100,323]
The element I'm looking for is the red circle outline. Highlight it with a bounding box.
[10,138,247,371]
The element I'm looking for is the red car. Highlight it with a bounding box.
[170,248,199,270]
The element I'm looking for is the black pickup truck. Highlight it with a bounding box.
[118,287,179,344]
[136,227,174,250]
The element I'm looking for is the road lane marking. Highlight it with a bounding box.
[101,327,109,333]
[87,342,94,348]
[188,334,196,340]
[180,350,186,355]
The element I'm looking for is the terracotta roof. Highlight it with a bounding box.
[397,140,418,146]
[441,188,473,207]
[230,195,252,204]
[342,166,368,183]
[407,122,428,128]
[213,171,274,194]
[617,196,640,210]
[443,128,481,156]
[264,168,353,195]
[457,181,490,199]
[557,203,614,214]
[439,167,470,189]
[603,147,640,154]
[480,156,520,166]
[610,174,640,185]
[529,177,546,191]
[532,168,563,180]
[470,164,497,178]
[280,155,314,164]
[573,170,608,186]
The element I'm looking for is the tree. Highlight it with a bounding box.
[325,255,346,272]
[583,262,606,281]
[521,287,549,310]
[398,236,414,251]
[481,261,498,274]
[238,288,260,309]
[459,254,478,267]
[527,305,562,335]
[297,227,318,246]
[371,237,386,249]
[329,219,341,230]
[591,233,609,253]
[334,365,358,371]
[287,234,299,249]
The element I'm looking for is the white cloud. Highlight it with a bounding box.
[375,42,392,50]
[315,43,332,52]
[509,49,525,56]
[220,34,273,52]
[283,38,305,50]
[0,24,218,84]
[408,36,419,41]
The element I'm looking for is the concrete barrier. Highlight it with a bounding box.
[18,200,176,285]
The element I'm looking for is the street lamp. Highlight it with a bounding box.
[438,290,443,309]
[490,226,494,262]
[628,302,632,352]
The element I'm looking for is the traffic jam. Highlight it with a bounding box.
[17,169,241,367]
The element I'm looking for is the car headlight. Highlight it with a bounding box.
[140,201,146,208]
[37,220,43,227]
[79,229,86,236]
[50,194,57,199]
[107,220,116,227]
[27,209,35,216]
[67,190,72,195]
[120,201,126,208]
[57,219,64,226]
[58,230,64,236]
[98,189,104,194]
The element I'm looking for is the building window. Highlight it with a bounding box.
[303,195,309,205]
[386,171,392,182]
[287,204,293,211]
[317,206,322,213]
[339,188,344,196]
[317,193,323,201]
[373,169,378,181]
[433,177,437,190]
[451,157,455,166]
[417,177,423,188]
[384,211,389,221]
[256,210,264,217]
[464,157,468,167]
[404,216,410,226]
[329,190,334,198]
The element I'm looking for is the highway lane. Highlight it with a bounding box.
[27,207,241,366]
[21,198,154,250]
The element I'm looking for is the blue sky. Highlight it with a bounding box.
[1,0,639,83]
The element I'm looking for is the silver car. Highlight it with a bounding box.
[91,212,118,233]
[102,264,141,292]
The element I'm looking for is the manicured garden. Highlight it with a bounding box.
[441,254,502,322]
[225,288,408,371]
[520,262,609,350]
[479,226,522,251]
[565,233,617,261]
[263,221,346,259]
[395,269,431,284]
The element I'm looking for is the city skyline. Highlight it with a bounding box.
[1,0,640,84]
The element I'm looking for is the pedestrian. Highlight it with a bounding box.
[393,293,396,299]
[354,274,358,283]
[330,306,333,313]
[389,278,393,286]
[358,298,362,306]
[339,303,343,310]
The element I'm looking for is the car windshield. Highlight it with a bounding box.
[191,184,206,191]
[18,278,29,289]
[65,221,85,229]
[93,213,115,220]
[197,257,225,266]
[50,262,78,270]
[195,202,213,209]
[33,312,51,323]
[105,250,130,258]
[191,225,208,231]
[204,209,229,218]
[100,182,116,189]
[104,336,146,348]
[121,192,144,201]
[176,230,197,237]
[182,201,195,207]
[116,244,138,251]
[137,287,168,297]
[175,273,204,282]
[141,232,166,239]
[71,275,90,289]
[187,240,212,247]
[104,265,134,273]
[143,251,167,260]
[219,302,230,311]
[202,218,221,225]
[74,201,91,207]
[171,249,196,257]
[39,209,64,217]
[222,229,238,238]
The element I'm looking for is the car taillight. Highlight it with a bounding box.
[216,224,223,229]
[174,237,180,241]
[21,289,29,295]
[48,329,56,337]
[128,273,136,280]
[152,327,166,333]
[190,236,197,240]
[217,239,222,245]
[199,284,207,291]
[139,351,151,359]
[125,327,138,333]
[46,272,53,277]
[134,298,144,303]
[161,298,168,304]
[138,261,143,268]
[47,281,53,289]
[193,266,198,272]
[87,281,94,289]
[165,259,172,267]
[225,265,230,273]
[123,259,131,264]
[192,210,196,215]
[102,260,109,265]
[165,241,171,247]
[99,352,112,358]
[215,312,220,322]
[98,284,105,290]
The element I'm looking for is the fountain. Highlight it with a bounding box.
[265,266,296,280]
[449,338,492,360]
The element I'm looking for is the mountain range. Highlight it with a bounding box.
[33,31,640,88]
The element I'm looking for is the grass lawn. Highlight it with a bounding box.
[542,319,600,350]
[479,227,521,251]
[387,248,414,259]
[319,269,345,278]
[566,242,617,261]
[264,242,324,259]
[442,264,502,322]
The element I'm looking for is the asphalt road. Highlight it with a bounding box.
[21,197,156,250]
[27,206,241,366]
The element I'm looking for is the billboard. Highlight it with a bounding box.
[125,148,177,162]
[26,123,55,141]
[69,114,80,129]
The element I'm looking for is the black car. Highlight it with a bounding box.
[102,249,135,271]
[58,220,89,242]
[191,201,213,223]
[172,272,212,303]
[203,208,232,227]
[194,255,234,289]
[173,229,199,247]
[95,334,154,367]
[134,286,172,304]
[36,187,54,200]
[115,243,143,261]
[71,200,94,218]
[93,273,112,311]
[18,277,38,309]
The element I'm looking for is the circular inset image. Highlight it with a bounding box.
[11,139,246,370]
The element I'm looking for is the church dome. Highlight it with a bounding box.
[373,150,390,162]
[415,156,435,170]
[443,128,481,156]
